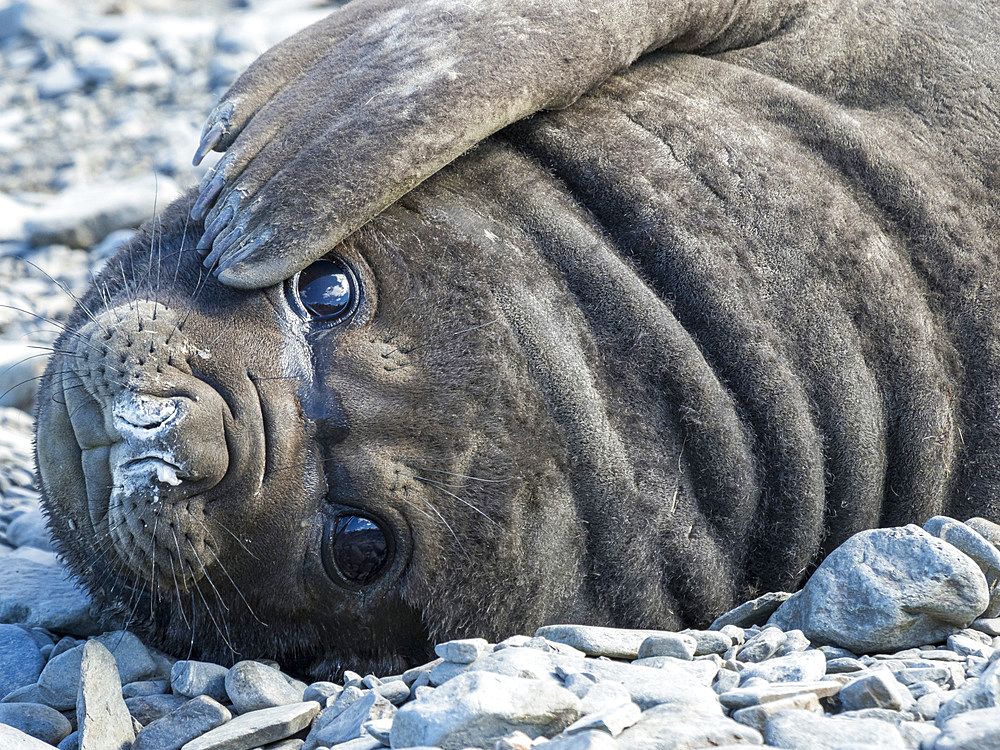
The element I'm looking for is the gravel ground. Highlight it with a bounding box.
[2,1,1000,749]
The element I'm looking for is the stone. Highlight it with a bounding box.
[77,640,135,750]
[171,660,230,703]
[390,671,582,750]
[563,672,599,698]
[225,661,303,714]
[763,708,906,749]
[737,627,786,663]
[322,738,378,750]
[95,631,157,685]
[434,638,491,663]
[718,681,843,711]
[948,633,994,659]
[362,716,393,744]
[768,526,989,653]
[0,624,45,699]
[132,695,231,750]
[838,671,915,711]
[616,702,762,749]
[58,730,79,750]
[935,706,1000,750]
[428,660,470,686]
[738,649,827,684]
[303,681,343,704]
[774,629,811,656]
[0,553,99,636]
[125,694,188,725]
[328,685,365,714]
[0,702,72,745]
[4,506,51,550]
[37,645,84,710]
[827,657,867,674]
[732,693,821,732]
[936,658,1000,725]
[0,723,62,750]
[925,516,1000,617]
[709,591,794,629]
[679,629,732,655]
[630,655,719,685]
[475,647,720,711]
[712,668,741,695]
[534,625,674,660]
[180,701,320,750]
[562,701,642,736]
[373,679,411,705]
[580,682,632,715]
[301,690,394,750]
[122,679,170,699]
[543,731,621,750]
[23,174,180,248]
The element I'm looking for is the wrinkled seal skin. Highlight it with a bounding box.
[36,0,1000,678]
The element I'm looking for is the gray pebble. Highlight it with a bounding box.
[131,695,231,750]
[739,649,827,685]
[0,701,72,745]
[125,693,188,725]
[94,631,157,685]
[616,702,761,750]
[534,624,673,660]
[170,660,229,703]
[121,679,170,699]
[736,627,785,663]
[301,691,395,750]
[0,624,44,699]
[732,692,821,732]
[635,633,696,660]
[434,637,490,664]
[934,705,1000,750]
[77,640,134,750]
[679,629,732,655]
[0,722,63,749]
[225,660,304,714]
[303,681,343,704]
[373,678,411,706]
[181,701,320,750]
[57,730,78,750]
[764,708,905,749]
[839,671,915,712]
[37,645,83,710]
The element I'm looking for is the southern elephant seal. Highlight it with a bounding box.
[35,0,1000,678]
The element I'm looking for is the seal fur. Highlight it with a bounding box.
[35,0,1000,677]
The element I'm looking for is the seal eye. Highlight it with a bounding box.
[322,515,390,586]
[293,258,358,322]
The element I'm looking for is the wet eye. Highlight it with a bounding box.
[322,515,391,586]
[292,258,358,322]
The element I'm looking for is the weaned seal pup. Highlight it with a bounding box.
[35,0,1000,678]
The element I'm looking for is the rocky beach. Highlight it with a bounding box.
[2,1,1000,748]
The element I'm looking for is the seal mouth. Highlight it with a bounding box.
[120,456,188,487]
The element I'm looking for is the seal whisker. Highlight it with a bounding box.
[402,317,501,354]
[166,552,191,630]
[210,518,260,560]
[411,475,502,528]
[415,467,519,484]
[16,258,111,337]
[203,542,268,627]
[400,485,468,558]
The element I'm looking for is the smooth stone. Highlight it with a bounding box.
[328,685,365,714]
[769,526,989,653]
[534,625,674,660]
[562,701,642,737]
[712,669,741,695]
[630,656,718,686]
[0,624,45,699]
[471,647,721,711]
[132,695,232,750]
[122,679,170,699]
[324,738,380,750]
[934,705,1000,750]
[434,638,490,664]
[373,679,411,706]
[37,646,84,710]
[94,631,157,685]
[827,658,867,674]
[362,716,393,743]
[738,649,827,684]
[737,627,786,663]
[0,702,72,745]
[679,629,732,656]
[4,506,51,550]
[732,693,821,732]
[838,671,915,711]
[616,702,763,749]
[0,554,99,636]
[301,691,394,750]
[709,591,794,629]
[719,681,843,711]
[171,661,230,703]
[179,701,320,750]
[764,708,905,749]
[891,666,954,687]
[225,661,303,714]
[543,730,621,750]
[925,516,1000,617]
[580,682,632,715]
[58,730,79,750]
[774,629,811,656]
[77,640,134,750]
[303,681,342,704]
[428,660,470,687]
[948,632,994,659]
[390,671,582,750]
[563,673,599,698]
[126,694,188,725]
[0,723,62,749]
[636,633,697,660]
[936,658,1000,726]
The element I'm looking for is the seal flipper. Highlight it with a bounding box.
[194,0,805,289]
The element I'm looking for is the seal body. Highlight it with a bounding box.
[35,0,1000,677]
